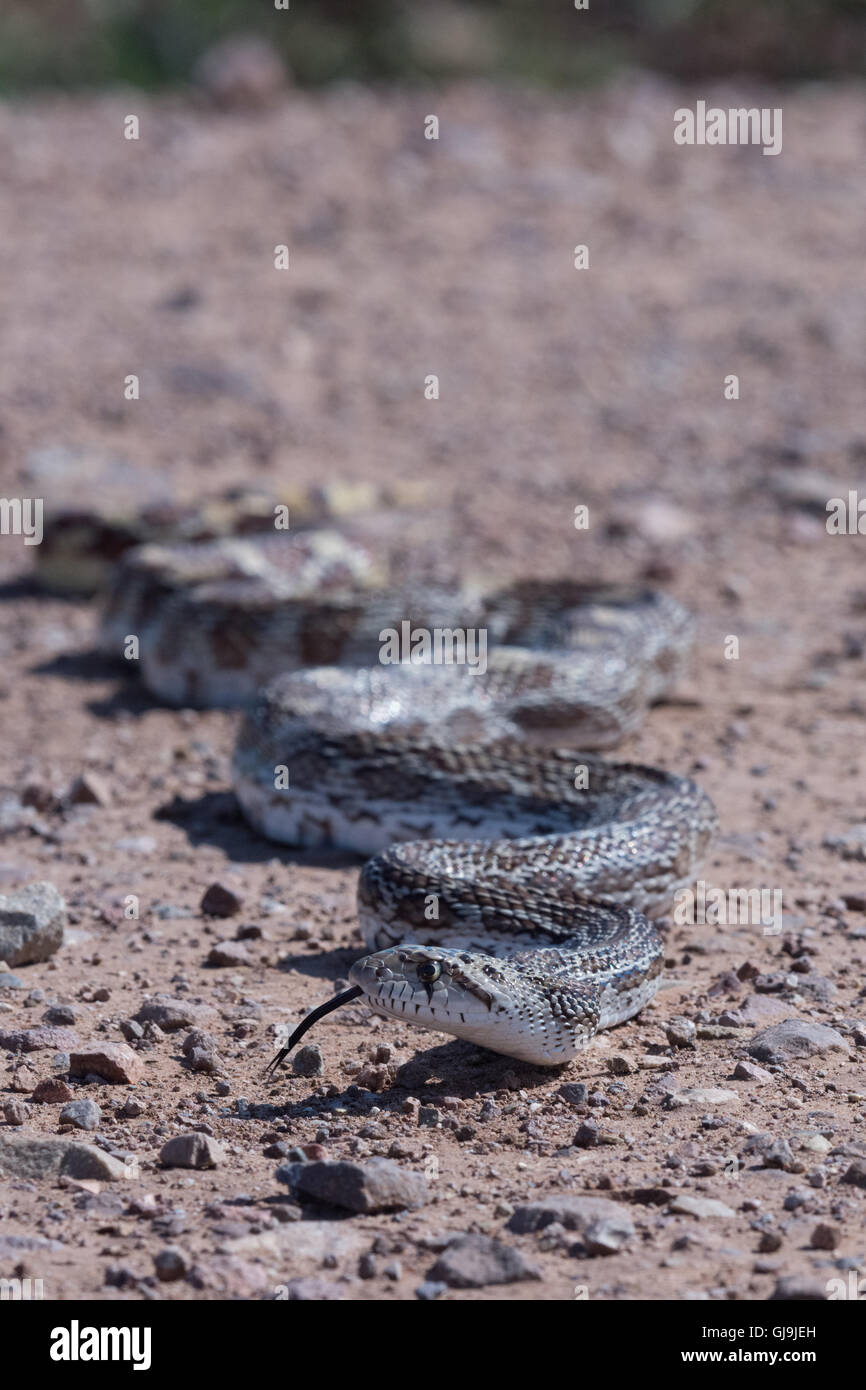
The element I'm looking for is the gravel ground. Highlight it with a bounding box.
[0,78,865,1302]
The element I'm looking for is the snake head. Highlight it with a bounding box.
[348,945,599,1066]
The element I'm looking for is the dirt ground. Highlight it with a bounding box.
[0,78,865,1303]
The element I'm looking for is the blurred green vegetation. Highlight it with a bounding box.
[1,0,864,92]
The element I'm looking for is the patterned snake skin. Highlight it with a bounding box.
[231,584,717,1067]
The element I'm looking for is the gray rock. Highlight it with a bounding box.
[582,1217,633,1255]
[279,1277,344,1301]
[788,973,835,1003]
[574,1120,599,1147]
[292,1044,324,1078]
[668,1195,736,1219]
[606,1054,635,1075]
[42,1004,78,1026]
[181,1028,218,1054]
[0,972,24,989]
[739,994,792,1025]
[507,1195,635,1243]
[427,1234,541,1289]
[118,1096,145,1119]
[276,1158,427,1213]
[666,1017,697,1048]
[770,1274,830,1301]
[0,882,65,966]
[59,1098,102,1131]
[666,1087,740,1109]
[823,825,866,861]
[207,941,250,967]
[3,1099,28,1125]
[0,1134,129,1181]
[557,1082,588,1107]
[159,1133,225,1169]
[733,1059,773,1083]
[187,1046,223,1075]
[748,1019,848,1064]
[134,994,201,1032]
[415,1280,447,1300]
[0,1026,79,1052]
[224,1221,367,1267]
[0,1233,62,1254]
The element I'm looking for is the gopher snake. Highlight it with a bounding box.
[228,583,717,1068]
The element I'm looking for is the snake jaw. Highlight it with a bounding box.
[347,945,603,1066]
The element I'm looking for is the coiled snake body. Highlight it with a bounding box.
[231,584,717,1067]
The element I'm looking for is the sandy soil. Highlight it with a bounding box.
[0,78,865,1302]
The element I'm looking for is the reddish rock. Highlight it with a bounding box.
[30,1078,74,1104]
[69,1043,143,1084]
[200,883,243,918]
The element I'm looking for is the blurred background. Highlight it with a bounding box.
[2,0,865,93]
[1,0,864,645]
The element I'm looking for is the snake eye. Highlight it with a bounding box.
[416,960,441,984]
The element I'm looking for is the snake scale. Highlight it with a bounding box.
[100,532,716,1066]
[222,578,718,1068]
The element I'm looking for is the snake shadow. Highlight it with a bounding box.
[273,944,361,981]
[263,1038,558,1118]
[155,789,366,870]
[26,642,175,720]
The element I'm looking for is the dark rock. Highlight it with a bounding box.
[428,1234,541,1289]
[292,1044,324,1078]
[207,941,250,967]
[810,1223,839,1250]
[758,1231,783,1253]
[200,883,243,918]
[159,1133,225,1169]
[841,1159,866,1190]
[67,773,111,807]
[574,1120,599,1148]
[508,1196,635,1244]
[154,1246,188,1282]
[557,1083,588,1107]
[276,1158,427,1213]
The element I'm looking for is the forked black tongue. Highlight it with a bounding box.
[263,985,363,1081]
